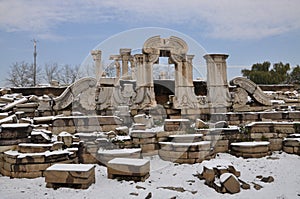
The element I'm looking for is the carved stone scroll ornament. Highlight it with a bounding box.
[232,88,249,108]
[54,77,97,111]
[230,77,272,106]
[112,84,136,107]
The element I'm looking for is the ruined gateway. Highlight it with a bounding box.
[0,36,299,193]
[53,35,273,117]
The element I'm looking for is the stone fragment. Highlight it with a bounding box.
[133,114,153,128]
[220,173,240,194]
[45,164,95,189]
[195,119,208,129]
[261,176,274,183]
[107,158,150,182]
[58,131,73,147]
[115,126,129,135]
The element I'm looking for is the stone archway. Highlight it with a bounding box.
[140,36,199,109]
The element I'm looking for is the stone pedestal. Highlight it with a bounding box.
[204,54,231,113]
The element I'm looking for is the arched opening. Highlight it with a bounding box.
[153,57,175,80]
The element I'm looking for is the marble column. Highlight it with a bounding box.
[204,54,231,112]
[120,48,131,79]
[91,50,102,80]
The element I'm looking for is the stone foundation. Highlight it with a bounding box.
[230,141,270,158]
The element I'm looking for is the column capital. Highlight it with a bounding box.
[91,50,102,61]
[203,54,229,62]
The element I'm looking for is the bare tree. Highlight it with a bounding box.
[6,62,41,87]
[58,64,80,86]
[44,63,60,84]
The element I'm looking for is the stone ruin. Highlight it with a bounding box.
[0,35,299,192]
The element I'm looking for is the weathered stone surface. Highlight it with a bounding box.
[97,148,142,166]
[115,126,129,135]
[231,145,269,153]
[283,138,300,147]
[220,173,240,194]
[141,144,158,152]
[107,158,150,181]
[202,166,215,182]
[195,119,208,129]
[58,131,73,147]
[133,114,153,128]
[169,134,203,143]
[45,164,95,189]
[231,141,270,157]
[269,138,283,151]
[130,130,156,138]
[132,123,146,130]
[132,137,156,145]
[283,146,294,154]
[0,123,32,139]
[18,143,53,153]
[164,119,190,131]
[158,150,188,160]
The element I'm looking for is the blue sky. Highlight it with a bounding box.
[0,0,299,86]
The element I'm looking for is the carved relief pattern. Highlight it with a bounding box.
[230,77,272,106]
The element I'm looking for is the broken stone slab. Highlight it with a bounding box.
[283,137,300,147]
[220,173,240,194]
[115,126,129,135]
[0,123,32,139]
[195,119,209,129]
[201,166,215,183]
[231,141,270,154]
[1,97,28,112]
[133,114,154,128]
[130,129,157,139]
[16,102,39,108]
[169,134,203,143]
[58,131,73,147]
[0,114,18,124]
[164,119,191,131]
[0,112,9,120]
[2,149,74,164]
[30,129,52,143]
[33,116,56,124]
[132,123,147,130]
[107,158,150,182]
[97,148,142,166]
[0,137,31,147]
[18,143,53,153]
[214,121,229,128]
[2,161,51,173]
[132,136,156,144]
[45,164,95,189]
[171,141,211,152]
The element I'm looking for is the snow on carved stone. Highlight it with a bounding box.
[47,163,95,172]
[220,173,240,194]
[97,148,141,155]
[231,141,270,147]
[108,158,149,167]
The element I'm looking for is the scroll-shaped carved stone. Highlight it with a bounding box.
[143,36,188,57]
[230,77,272,106]
[54,77,97,111]
[232,88,248,109]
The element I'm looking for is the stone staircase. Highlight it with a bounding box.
[0,130,79,178]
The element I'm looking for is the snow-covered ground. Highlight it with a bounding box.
[0,152,299,199]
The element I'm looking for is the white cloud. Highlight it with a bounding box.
[0,0,299,39]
